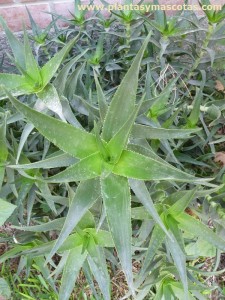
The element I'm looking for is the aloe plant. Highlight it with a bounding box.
[1,1,225,298]
[199,0,225,24]
[1,31,212,299]
[0,17,82,121]
[26,7,58,46]
[0,17,78,98]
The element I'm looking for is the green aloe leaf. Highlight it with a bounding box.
[113,150,204,182]
[0,113,8,163]
[165,214,185,253]
[177,213,225,251]
[59,246,87,300]
[46,152,103,183]
[0,245,32,264]
[15,233,83,258]
[131,125,201,139]
[186,238,216,258]
[170,282,196,300]
[23,29,41,83]
[102,32,151,141]
[94,122,110,162]
[4,90,98,159]
[14,217,66,232]
[13,211,95,232]
[94,71,108,122]
[0,74,32,97]
[187,87,202,128]
[101,173,134,294]
[131,206,153,220]
[87,237,111,300]
[129,179,171,239]
[37,84,65,120]
[9,152,77,170]
[0,198,16,226]
[166,232,188,300]
[138,225,165,283]
[34,256,56,291]
[40,35,79,87]
[153,0,165,26]
[107,98,143,163]
[60,96,83,128]
[149,77,179,118]
[127,143,178,168]
[94,230,114,247]
[154,284,164,300]
[0,278,11,299]
[46,178,101,263]
[26,6,42,38]
[0,16,25,69]
[4,239,76,268]
[64,64,85,101]
[54,50,88,96]
[167,188,198,217]
[15,122,34,164]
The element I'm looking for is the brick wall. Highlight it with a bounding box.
[0,0,224,32]
[0,0,74,31]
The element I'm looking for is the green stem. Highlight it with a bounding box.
[187,23,214,80]
[125,22,131,54]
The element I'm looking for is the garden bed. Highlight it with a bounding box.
[1,1,225,299]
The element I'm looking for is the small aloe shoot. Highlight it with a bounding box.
[69,0,86,26]
[199,0,225,24]
[26,7,57,45]
[0,17,79,120]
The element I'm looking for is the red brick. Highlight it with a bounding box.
[0,3,51,32]
[0,0,224,32]
[52,0,110,21]
[16,0,40,3]
[51,1,74,27]
[51,1,74,17]
[0,0,14,4]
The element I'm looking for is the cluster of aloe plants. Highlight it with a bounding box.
[1,0,225,299]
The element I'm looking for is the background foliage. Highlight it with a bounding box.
[1,0,225,299]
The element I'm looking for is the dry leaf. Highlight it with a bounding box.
[215,80,225,92]
[214,152,225,166]
[185,207,199,219]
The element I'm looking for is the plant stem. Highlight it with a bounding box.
[125,22,131,54]
[187,23,214,80]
